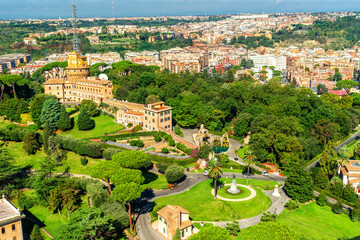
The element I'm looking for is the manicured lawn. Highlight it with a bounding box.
[60,115,124,139]
[222,178,281,191]
[6,141,103,175]
[142,172,169,190]
[237,145,250,158]
[278,202,360,240]
[217,186,251,199]
[152,179,271,221]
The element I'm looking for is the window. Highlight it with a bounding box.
[152,113,154,116]
[165,220,167,225]
[145,117,147,120]
[12,224,15,231]
[160,119,163,123]
[182,230,184,237]
[57,86,59,90]
[160,113,163,116]
[1,227,5,234]
[152,119,155,123]
[163,228,166,233]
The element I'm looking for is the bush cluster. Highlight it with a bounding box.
[148,154,196,166]
[176,142,192,155]
[0,127,29,142]
[55,135,102,158]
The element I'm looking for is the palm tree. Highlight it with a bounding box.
[206,158,223,199]
[333,146,352,179]
[243,150,255,184]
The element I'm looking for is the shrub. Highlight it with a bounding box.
[81,157,88,166]
[225,221,240,236]
[156,162,171,174]
[103,148,123,160]
[176,142,192,155]
[261,211,277,222]
[219,154,229,163]
[26,124,39,131]
[154,135,162,142]
[350,203,360,222]
[134,125,142,132]
[332,201,343,214]
[168,138,175,146]
[129,140,138,146]
[285,200,300,211]
[165,165,185,183]
[127,123,133,128]
[161,148,170,154]
[316,192,327,206]
[18,196,35,209]
[136,140,144,148]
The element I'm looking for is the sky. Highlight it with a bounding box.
[0,0,358,19]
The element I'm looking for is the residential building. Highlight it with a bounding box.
[157,205,193,240]
[43,51,113,103]
[143,102,172,132]
[23,37,37,45]
[340,160,360,195]
[117,109,143,126]
[0,195,26,240]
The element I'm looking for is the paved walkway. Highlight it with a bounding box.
[211,184,257,202]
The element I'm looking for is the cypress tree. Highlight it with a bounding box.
[43,121,51,154]
[173,228,181,240]
[39,98,61,131]
[57,105,72,131]
[30,224,45,240]
[77,108,95,130]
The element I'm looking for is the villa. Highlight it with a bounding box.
[157,205,193,240]
[340,160,360,195]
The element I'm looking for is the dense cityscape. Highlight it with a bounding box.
[0,1,360,240]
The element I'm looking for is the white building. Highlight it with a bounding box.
[340,160,360,195]
[249,54,287,70]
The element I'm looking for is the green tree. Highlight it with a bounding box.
[111,168,144,185]
[55,208,117,240]
[285,163,314,203]
[0,74,28,99]
[30,94,55,126]
[350,202,360,222]
[39,98,61,130]
[225,221,240,236]
[173,228,181,240]
[198,145,212,160]
[233,113,252,137]
[189,226,231,240]
[336,80,358,94]
[23,131,41,155]
[80,100,100,117]
[43,121,51,154]
[91,161,121,196]
[334,146,351,179]
[57,105,72,131]
[316,192,327,206]
[241,222,298,240]
[101,201,129,230]
[146,94,160,104]
[0,148,17,190]
[77,108,95,131]
[340,94,353,109]
[112,183,143,234]
[206,159,223,199]
[332,201,343,214]
[243,150,255,184]
[112,150,151,169]
[317,84,328,95]
[30,224,45,240]
[39,156,57,178]
[311,119,340,145]
[165,165,184,183]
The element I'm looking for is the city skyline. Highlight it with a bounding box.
[0,0,359,19]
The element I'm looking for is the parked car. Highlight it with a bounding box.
[204,170,209,176]
[262,171,268,176]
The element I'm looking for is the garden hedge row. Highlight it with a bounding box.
[55,135,102,158]
[314,186,356,209]
[99,131,157,142]
[148,154,196,166]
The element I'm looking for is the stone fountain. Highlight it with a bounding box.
[227,173,240,194]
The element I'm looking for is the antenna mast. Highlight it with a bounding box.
[112,0,115,17]
[71,3,81,53]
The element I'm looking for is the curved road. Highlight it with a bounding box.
[135,172,286,240]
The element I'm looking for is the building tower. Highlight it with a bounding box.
[71,3,81,53]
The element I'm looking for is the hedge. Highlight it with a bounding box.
[148,154,196,166]
[55,135,102,158]
[100,131,157,142]
[314,186,356,209]
[0,128,30,142]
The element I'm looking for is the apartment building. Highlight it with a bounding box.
[143,102,172,131]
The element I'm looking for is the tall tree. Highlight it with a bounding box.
[43,121,51,154]
[112,183,143,234]
[30,94,55,126]
[111,150,151,170]
[91,161,120,196]
[243,150,255,184]
[0,148,17,190]
[39,98,61,130]
[206,159,223,199]
[77,108,95,131]
[23,131,41,155]
[336,80,358,94]
[0,75,28,99]
[333,146,352,179]
[285,162,314,203]
[30,224,45,240]
[80,100,100,117]
[57,105,72,131]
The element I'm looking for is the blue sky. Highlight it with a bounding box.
[0,0,358,19]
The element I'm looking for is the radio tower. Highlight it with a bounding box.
[112,0,115,17]
[71,3,81,53]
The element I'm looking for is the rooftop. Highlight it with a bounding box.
[0,195,24,225]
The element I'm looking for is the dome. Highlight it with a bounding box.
[98,74,108,80]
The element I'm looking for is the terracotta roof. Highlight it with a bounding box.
[179,220,193,230]
[349,179,360,184]
[75,79,111,85]
[157,205,190,220]
[344,160,360,172]
[43,78,65,85]
[122,110,143,116]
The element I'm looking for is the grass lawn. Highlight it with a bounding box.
[278,202,360,240]
[217,186,251,199]
[60,115,124,139]
[0,120,13,128]
[152,179,271,221]
[142,172,169,190]
[6,141,103,175]
[237,145,250,158]
[222,178,281,191]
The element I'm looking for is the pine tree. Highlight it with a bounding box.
[77,108,95,131]
[30,224,44,240]
[173,228,181,240]
[23,131,41,155]
[43,121,51,154]
[57,105,72,131]
[39,98,61,131]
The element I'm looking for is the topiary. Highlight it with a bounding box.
[81,157,88,166]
